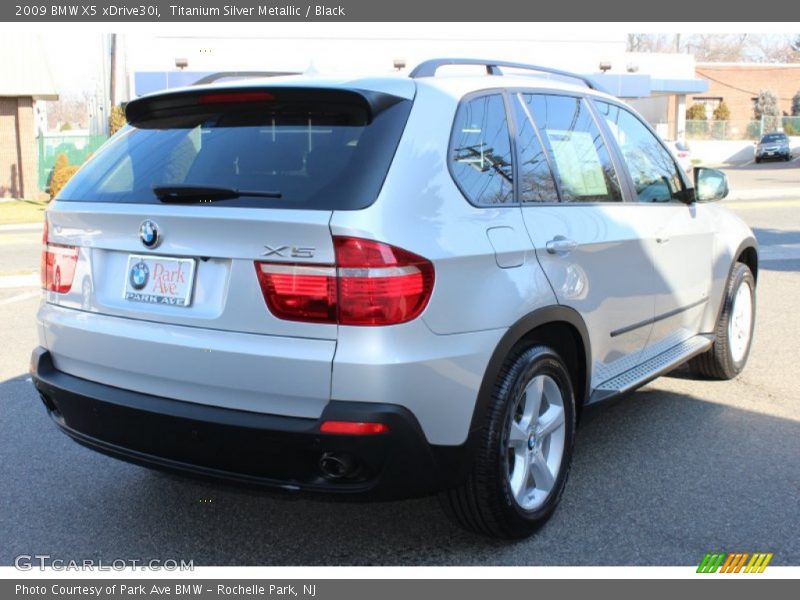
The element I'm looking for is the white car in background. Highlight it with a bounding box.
[666,140,693,174]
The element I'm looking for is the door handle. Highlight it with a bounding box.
[545,236,578,255]
[656,237,670,244]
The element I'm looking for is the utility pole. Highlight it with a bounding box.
[110,33,117,108]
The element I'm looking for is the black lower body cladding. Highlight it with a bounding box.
[30,347,469,499]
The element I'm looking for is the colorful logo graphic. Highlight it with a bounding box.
[129,261,150,290]
[697,552,773,573]
[139,220,160,248]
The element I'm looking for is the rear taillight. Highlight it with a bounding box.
[254,264,337,323]
[334,237,434,325]
[254,236,434,326]
[40,221,78,293]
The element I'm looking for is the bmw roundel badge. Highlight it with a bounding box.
[129,261,150,290]
[139,220,160,248]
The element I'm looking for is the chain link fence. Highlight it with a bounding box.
[686,117,800,141]
[37,134,108,192]
[783,116,800,136]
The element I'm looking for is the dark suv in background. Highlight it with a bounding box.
[755,132,792,163]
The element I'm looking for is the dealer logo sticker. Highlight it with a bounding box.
[129,261,150,290]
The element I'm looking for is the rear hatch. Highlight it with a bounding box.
[41,82,414,415]
[47,84,414,337]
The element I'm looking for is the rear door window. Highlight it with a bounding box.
[57,89,413,210]
[521,94,623,203]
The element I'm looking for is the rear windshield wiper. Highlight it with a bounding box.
[153,185,282,203]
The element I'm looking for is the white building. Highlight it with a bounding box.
[116,27,706,140]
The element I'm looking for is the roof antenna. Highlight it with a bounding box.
[304,61,319,77]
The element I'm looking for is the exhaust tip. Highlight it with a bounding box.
[319,452,361,480]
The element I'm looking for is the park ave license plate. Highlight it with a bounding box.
[123,254,196,307]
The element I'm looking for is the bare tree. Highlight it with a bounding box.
[45,91,92,132]
[749,34,800,63]
[627,33,800,63]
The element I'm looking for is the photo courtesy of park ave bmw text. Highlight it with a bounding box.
[0,0,798,595]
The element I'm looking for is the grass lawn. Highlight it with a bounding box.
[0,199,49,225]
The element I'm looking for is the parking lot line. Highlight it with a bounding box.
[0,290,40,306]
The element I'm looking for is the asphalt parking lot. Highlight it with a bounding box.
[1,161,799,566]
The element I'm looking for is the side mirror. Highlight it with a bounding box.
[694,167,729,202]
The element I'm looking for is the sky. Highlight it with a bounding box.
[25,26,800,100]
[42,34,105,98]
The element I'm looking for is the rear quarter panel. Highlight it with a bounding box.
[330,82,557,337]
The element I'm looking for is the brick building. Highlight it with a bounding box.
[693,62,800,121]
[0,35,57,199]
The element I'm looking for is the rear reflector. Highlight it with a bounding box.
[40,221,78,294]
[254,236,434,326]
[319,421,390,435]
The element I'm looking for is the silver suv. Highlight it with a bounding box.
[31,59,758,539]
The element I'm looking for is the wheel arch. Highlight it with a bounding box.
[431,305,592,492]
[470,305,592,434]
[737,242,759,283]
[710,236,758,330]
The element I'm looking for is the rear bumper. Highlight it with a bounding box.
[31,347,467,498]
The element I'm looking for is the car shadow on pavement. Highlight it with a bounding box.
[752,227,800,247]
[750,227,800,273]
[2,373,799,566]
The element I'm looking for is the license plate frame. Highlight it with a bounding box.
[123,254,197,307]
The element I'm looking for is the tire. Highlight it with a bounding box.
[690,262,756,380]
[755,157,761,164]
[440,345,576,539]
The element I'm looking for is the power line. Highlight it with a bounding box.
[696,68,798,101]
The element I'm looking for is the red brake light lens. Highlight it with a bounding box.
[40,221,78,294]
[253,237,434,326]
[254,263,337,323]
[334,237,434,326]
[319,421,390,435]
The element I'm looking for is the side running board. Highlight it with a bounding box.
[589,335,714,404]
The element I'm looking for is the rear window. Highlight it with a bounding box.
[57,90,412,210]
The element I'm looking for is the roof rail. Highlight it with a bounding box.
[408,58,598,90]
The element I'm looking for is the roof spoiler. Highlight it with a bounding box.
[125,86,406,126]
